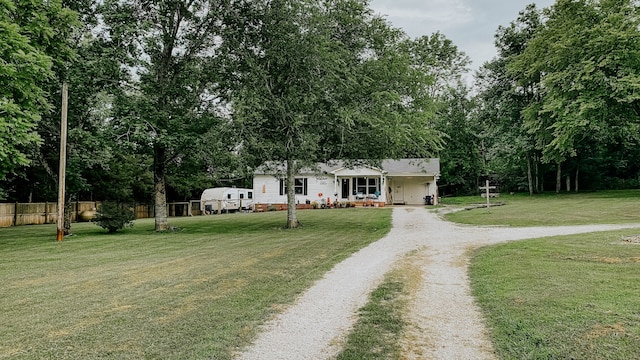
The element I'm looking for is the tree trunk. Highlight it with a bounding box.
[527,155,534,196]
[154,145,169,231]
[556,162,562,194]
[63,195,73,235]
[286,158,300,229]
[565,175,571,192]
[575,165,579,192]
[535,156,540,193]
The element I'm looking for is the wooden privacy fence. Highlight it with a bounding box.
[0,201,202,228]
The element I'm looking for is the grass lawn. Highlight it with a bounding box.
[340,190,640,359]
[460,190,640,358]
[470,230,640,359]
[0,208,391,360]
[442,190,640,226]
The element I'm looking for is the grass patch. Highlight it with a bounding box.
[470,230,640,359]
[443,190,640,226]
[336,255,417,360]
[0,209,391,360]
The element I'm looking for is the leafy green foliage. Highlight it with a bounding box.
[474,1,640,193]
[100,0,236,230]
[221,0,446,226]
[435,85,483,195]
[516,0,640,164]
[0,0,56,179]
[474,4,545,194]
[92,201,135,233]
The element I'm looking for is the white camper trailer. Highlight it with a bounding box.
[200,187,254,214]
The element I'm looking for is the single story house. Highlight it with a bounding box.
[253,158,440,206]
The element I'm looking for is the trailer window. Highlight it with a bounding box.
[227,194,231,199]
[248,191,253,199]
[240,193,244,199]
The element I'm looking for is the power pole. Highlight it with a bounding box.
[56,82,68,241]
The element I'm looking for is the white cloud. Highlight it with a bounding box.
[374,0,473,26]
[372,0,473,30]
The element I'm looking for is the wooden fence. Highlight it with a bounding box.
[0,201,202,228]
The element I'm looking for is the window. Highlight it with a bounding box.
[248,191,253,199]
[240,193,244,199]
[280,178,308,195]
[227,193,231,199]
[352,177,379,196]
[368,178,377,195]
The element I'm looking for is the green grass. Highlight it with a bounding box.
[443,190,640,226]
[0,209,391,360]
[335,256,417,360]
[470,230,640,359]
[337,190,640,359]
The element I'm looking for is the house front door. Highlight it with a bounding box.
[394,181,405,204]
[341,179,350,199]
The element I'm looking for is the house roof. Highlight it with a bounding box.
[381,159,440,176]
[255,159,439,177]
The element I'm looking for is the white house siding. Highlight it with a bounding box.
[388,176,436,205]
[253,159,440,206]
[253,174,339,205]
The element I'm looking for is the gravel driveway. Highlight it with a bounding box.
[238,207,640,360]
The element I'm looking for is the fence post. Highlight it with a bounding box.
[14,202,17,227]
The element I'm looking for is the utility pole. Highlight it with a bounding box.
[56,82,68,241]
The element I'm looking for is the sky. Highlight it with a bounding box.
[368,0,556,75]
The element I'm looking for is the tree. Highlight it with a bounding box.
[0,0,76,182]
[399,33,477,195]
[221,0,443,228]
[513,0,640,192]
[435,84,483,195]
[474,4,546,194]
[101,0,232,231]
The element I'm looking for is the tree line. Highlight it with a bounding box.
[467,0,640,196]
[2,0,639,231]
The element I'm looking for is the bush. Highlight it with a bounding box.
[92,201,135,233]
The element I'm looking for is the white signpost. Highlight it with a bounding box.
[479,180,496,209]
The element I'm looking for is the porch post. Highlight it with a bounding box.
[433,176,438,205]
[334,173,338,198]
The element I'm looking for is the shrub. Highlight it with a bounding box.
[92,201,135,233]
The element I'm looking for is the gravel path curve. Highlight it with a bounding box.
[238,207,640,360]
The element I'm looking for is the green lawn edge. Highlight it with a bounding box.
[0,209,391,360]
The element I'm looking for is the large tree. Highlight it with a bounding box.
[475,4,545,194]
[221,0,443,228]
[0,0,76,184]
[101,0,232,231]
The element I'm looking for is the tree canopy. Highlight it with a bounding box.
[0,0,76,182]
[220,0,445,227]
[474,0,640,194]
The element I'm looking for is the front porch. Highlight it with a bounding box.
[331,166,388,205]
